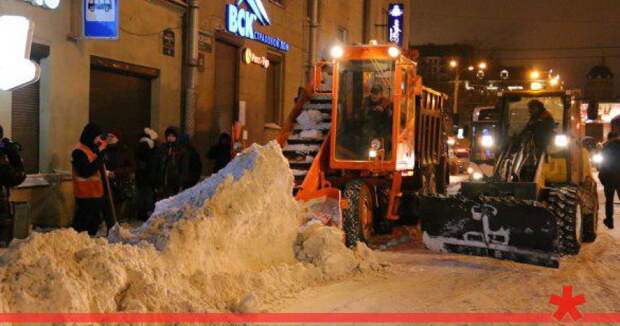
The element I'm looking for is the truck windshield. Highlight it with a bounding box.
[507,96,565,138]
[335,60,394,161]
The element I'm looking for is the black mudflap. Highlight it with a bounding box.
[419,195,560,268]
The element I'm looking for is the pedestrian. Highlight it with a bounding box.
[71,123,109,236]
[135,128,160,221]
[160,126,182,198]
[207,132,232,173]
[178,133,202,189]
[104,130,134,221]
[599,131,620,229]
[0,124,26,246]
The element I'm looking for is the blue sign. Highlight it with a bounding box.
[387,3,404,47]
[83,0,119,40]
[226,0,289,52]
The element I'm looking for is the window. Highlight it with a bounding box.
[337,26,348,43]
[335,60,395,161]
[506,96,565,138]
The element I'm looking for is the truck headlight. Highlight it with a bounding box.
[554,134,569,148]
[592,153,604,164]
[480,135,494,148]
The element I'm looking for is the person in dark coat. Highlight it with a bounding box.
[104,130,134,220]
[522,100,556,155]
[207,133,232,173]
[0,125,26,246]
[135,128,159,221]
[72,123,109,236]
[160,126,182,198]
[599,131,620,229]
[179,133,202,189]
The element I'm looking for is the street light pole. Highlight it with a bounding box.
[452,70,460,115]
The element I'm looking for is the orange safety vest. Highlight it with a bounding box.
[72,143,104,199]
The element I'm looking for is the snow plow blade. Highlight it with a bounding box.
[419,194,560,268]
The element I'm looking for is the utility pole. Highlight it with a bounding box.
[308,0,319,80]
[452,70,460,115]
[184,0,199,136]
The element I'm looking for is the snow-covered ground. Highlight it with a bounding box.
[273,181,620,317]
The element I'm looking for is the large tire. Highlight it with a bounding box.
[581,182,599,243]
[548,186,582,255]
[342,180,375,247]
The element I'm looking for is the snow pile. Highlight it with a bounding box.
[0,142,377,313]
[299,129,323,140]
[296,110,325,127]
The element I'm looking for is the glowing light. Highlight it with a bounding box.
[592,153,604,164]
[369,149,378,159]
[330,45,344,59]
[530,81,543,91]
[478,62,487,70]
[554,134,569,148]
[467,167,474,174]
[472,172,483,181]
[0,15,40,91]
[549,78,559,86]
[388,46,401,58]
[480,135,494,148]
[447,137,456,146]
[449,59,458,68]
[530,70,541,80]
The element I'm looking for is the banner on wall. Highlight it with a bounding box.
[387,3,404,47]
[83,0,119,40]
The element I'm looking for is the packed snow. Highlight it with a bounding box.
[0,142,379,314]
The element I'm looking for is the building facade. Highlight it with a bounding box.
[195,0,410,167]
[1,0,410,174]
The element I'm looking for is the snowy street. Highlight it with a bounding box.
[273,181,620,318]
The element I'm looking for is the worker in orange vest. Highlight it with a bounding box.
[71,123,109,236]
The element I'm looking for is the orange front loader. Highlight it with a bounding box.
[278,44,450,246]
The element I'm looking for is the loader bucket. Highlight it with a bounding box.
[419,194,560,268]
[299,187,343,228]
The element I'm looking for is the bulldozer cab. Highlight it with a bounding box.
[330,45,419,172]
[499,91,569,145]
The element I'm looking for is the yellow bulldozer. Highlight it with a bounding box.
[420,89,599,268]
[277,43,450,246]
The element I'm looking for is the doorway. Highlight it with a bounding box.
[214,40,239,135]
[265,53,283,125]
[89,57,157,148]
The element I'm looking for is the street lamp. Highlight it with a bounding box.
[449,59,462,115]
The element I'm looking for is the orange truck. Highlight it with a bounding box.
[277,43,450,246]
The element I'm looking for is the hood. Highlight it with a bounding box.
[80,123,104,148]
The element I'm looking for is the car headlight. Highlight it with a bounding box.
[592,153,604,164]
[480,135,494,148]
[554,134,569,148]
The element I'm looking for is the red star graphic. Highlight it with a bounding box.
[549,285,586,322]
